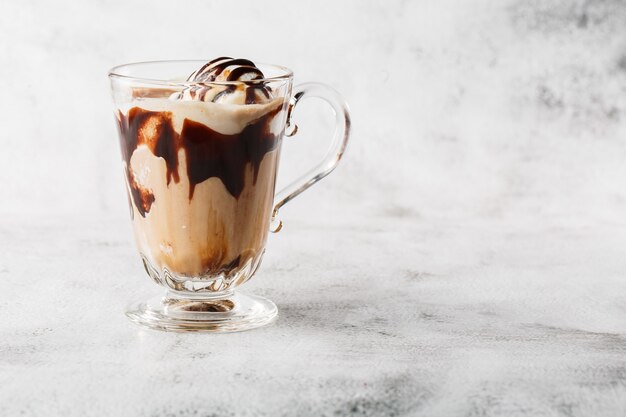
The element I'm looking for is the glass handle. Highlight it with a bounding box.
[271,82,351,232]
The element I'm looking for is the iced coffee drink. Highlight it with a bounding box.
[110,58,350,331]
[115,58,286,290]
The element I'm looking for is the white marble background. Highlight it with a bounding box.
[1,0,625,222]
[1,1,626,416]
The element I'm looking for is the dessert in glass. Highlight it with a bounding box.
[109,58,350,332]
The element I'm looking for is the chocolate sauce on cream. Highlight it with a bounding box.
[180,110,280,199]
[127,170,154,218]
[184,57,271,104]
[117,106,281,216]
[191,58,257,82]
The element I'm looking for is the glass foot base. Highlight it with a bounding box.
[126,291,277,333]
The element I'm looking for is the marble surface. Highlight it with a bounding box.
[3,0,626,221]
[0,212,625,416]
[2,0,626,415]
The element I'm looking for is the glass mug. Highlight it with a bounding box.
[108,60,350,332]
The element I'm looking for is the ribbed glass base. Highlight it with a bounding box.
[126,291,277,333]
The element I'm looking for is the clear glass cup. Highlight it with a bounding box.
[108,60,350,332]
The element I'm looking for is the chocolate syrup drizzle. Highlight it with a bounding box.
[116,110,178,217]
[117,106,281,217]
[187,57,271,104]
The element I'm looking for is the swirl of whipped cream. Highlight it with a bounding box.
[177,57,271,105]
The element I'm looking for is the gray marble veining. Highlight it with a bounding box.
[0,214,625,416]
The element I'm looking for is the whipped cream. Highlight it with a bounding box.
[174,57,272,105]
